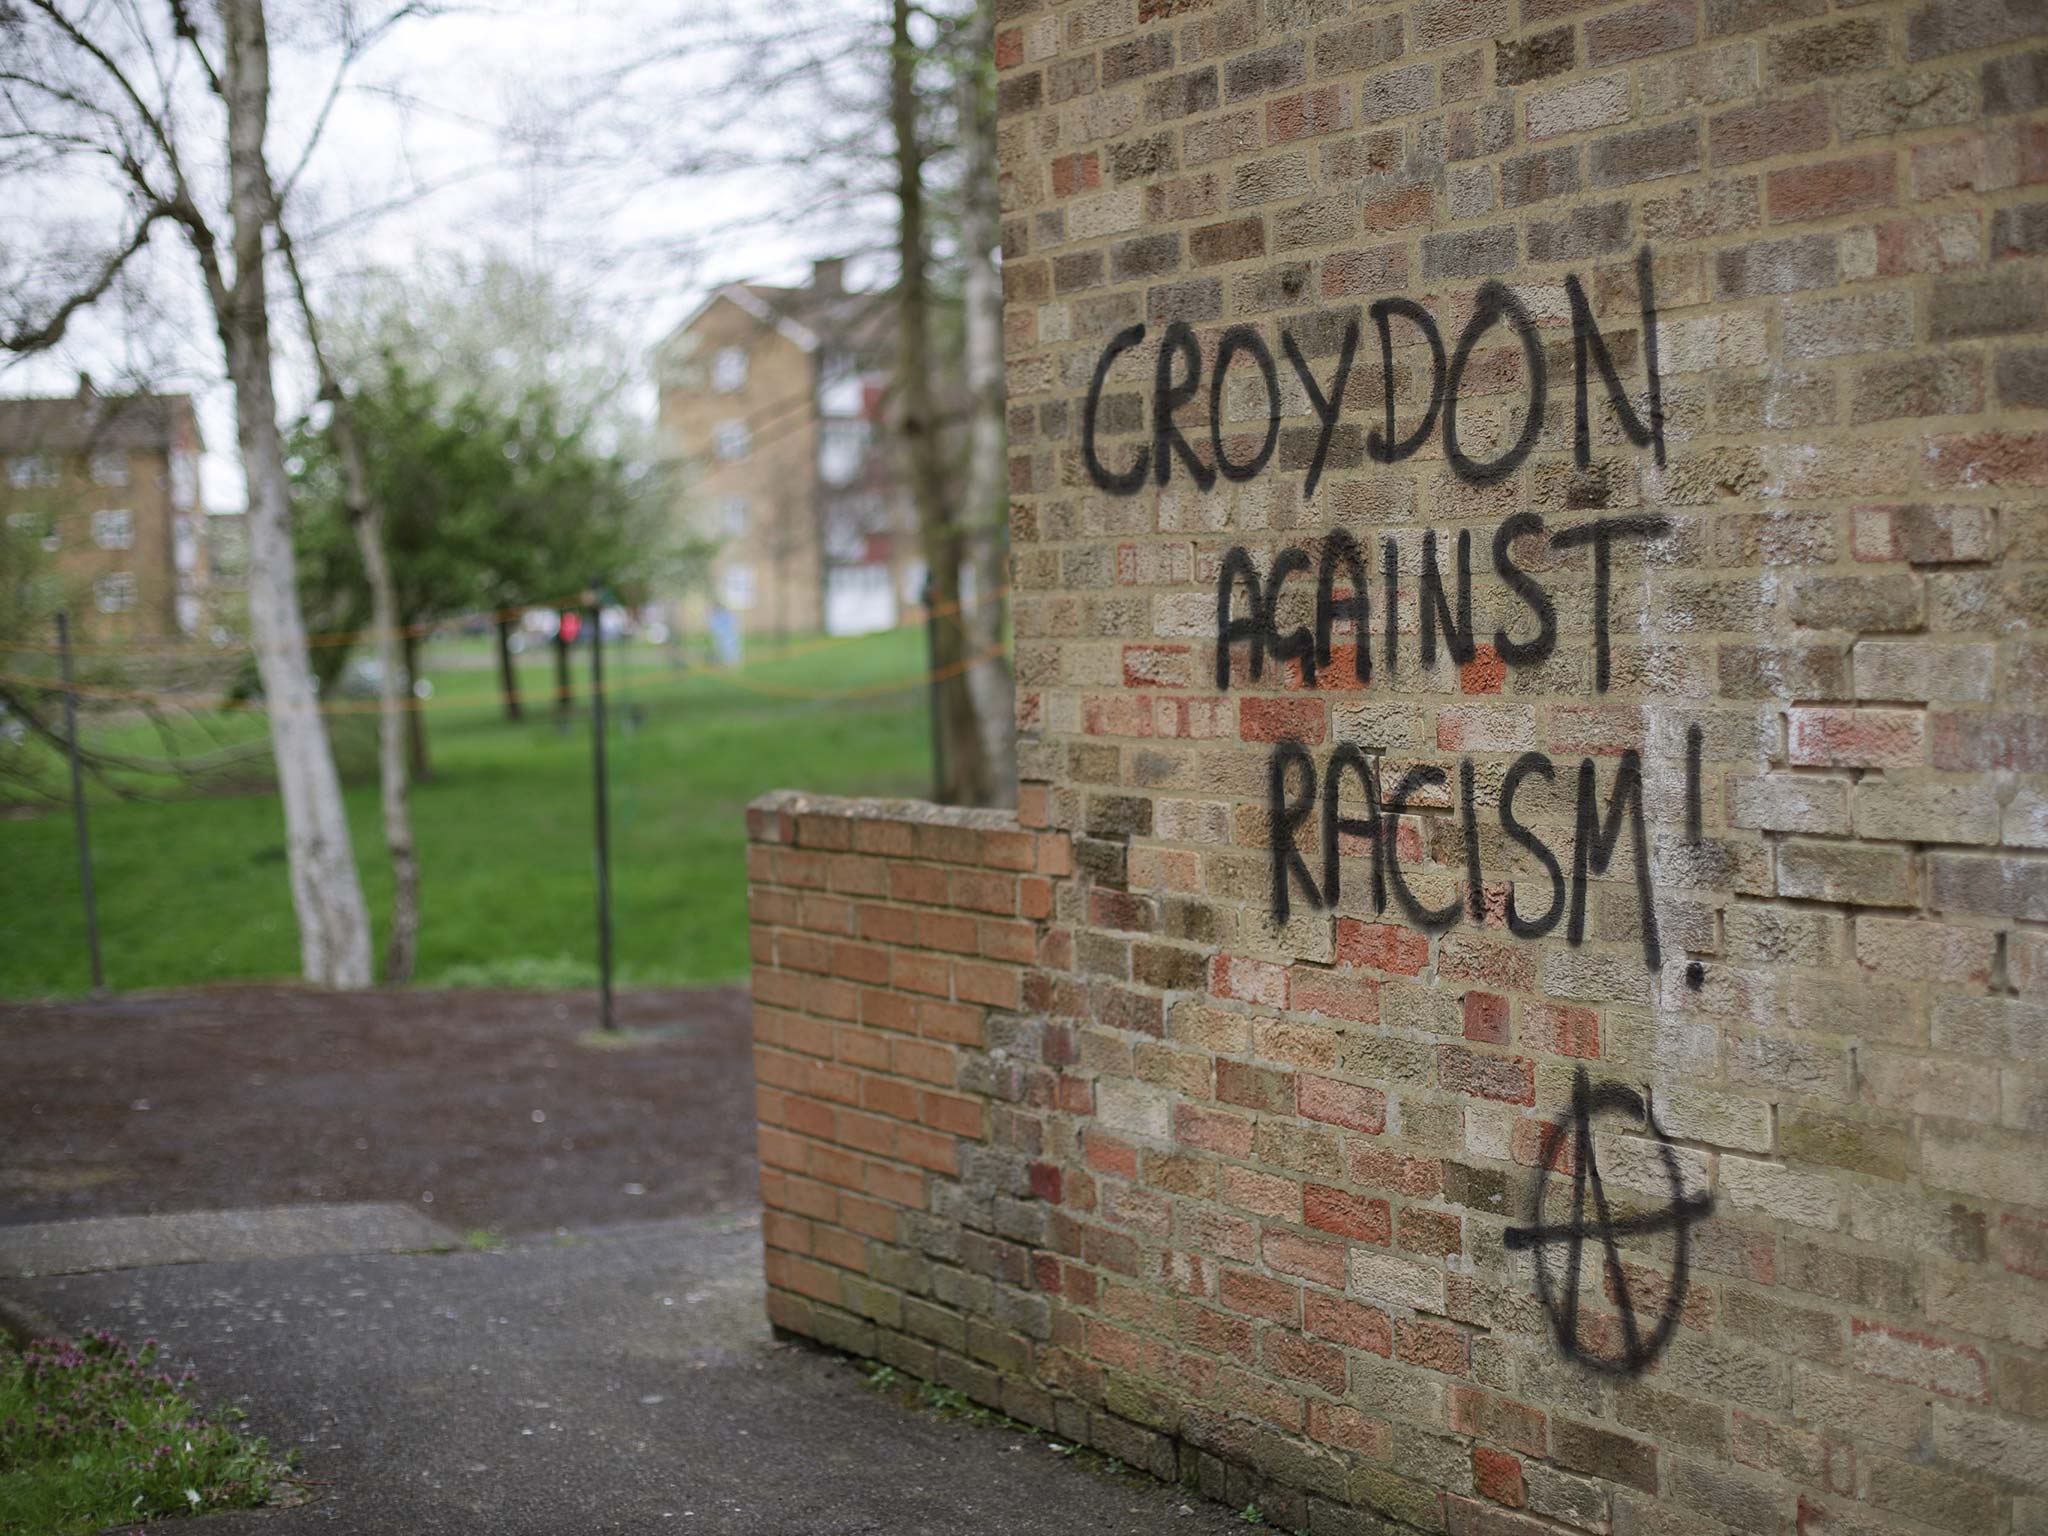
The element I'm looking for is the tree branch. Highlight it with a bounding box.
[1,202,168,354]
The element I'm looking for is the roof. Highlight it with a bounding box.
[0,388,197,456]
[659,276,899,360]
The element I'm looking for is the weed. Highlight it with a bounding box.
[0,1331,293,1534]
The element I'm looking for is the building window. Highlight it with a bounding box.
[713,420,750,462]
[94,572,136,614]
[89,450,129,486]
[92,509,135,550]
[820,420,866,487]
[170,451,198,511]
[8,455,57,489]
[716,496,749,537]
[720,564,756,610]
[712,347,749,393]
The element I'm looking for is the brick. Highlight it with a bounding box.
[1422,224,1519,278]
[1928,272,2048,342]
[1553,1420,1659,1494]
[1304,1291,1393,1354]
[1437,1046,1536,1105]
[1496,28,1574,86]
[1526,74,1630,141]
[1586,0,1697,67]
[1767,152,1897,222]
[1715,233,1837,301]
[1984,48,2048,116]
[1908,0,2048,63]
[1453,1389,1549,1458]
[1768,18,1889,87]
[1852,1321,1988,1402]
[1500,145,1579,208]
[1224,41,1304,103]
[1788,707,1925,770]
[1306,1183,1391,1242]
[1929,854,2048,921]
[1590,119,1701,186]
[1300,1073,1386,1132]
[1729,774,1850,835]
[1711,92,1831,166]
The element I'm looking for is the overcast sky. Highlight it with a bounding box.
[7,0,883,504]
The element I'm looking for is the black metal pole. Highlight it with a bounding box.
[56,611,105,993]
[587,591,616,1031]
[922,577,945,803]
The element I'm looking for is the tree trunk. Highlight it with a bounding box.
[402,631,431,786]
[891,0,996,807]
[496,614,524,721]
[356,504,421,983]
[218,0,371,987]
[270,151,422,986]
[554,625,574,715]
[957,1,1017,808]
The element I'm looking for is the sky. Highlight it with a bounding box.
[5,0,887,505]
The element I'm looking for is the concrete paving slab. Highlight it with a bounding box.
[17,1213,1247,1535]
[0,1202,457,1278]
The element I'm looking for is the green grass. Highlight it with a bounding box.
[0,1331,293,1534]
[0,626,934,999]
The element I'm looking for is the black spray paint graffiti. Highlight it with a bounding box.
[1504,1069,1713,1375]
[1159,247,1704,984]
[1083,246,1665,499]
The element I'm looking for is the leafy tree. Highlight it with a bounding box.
[291,357,666,776]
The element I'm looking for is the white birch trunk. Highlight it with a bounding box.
[959,1,1016,805]
[222,0,373,987]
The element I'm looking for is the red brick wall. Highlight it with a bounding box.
[756,2,2048,1530]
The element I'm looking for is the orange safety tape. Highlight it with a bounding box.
[0,637,1013,719]
[0,583,1012,657]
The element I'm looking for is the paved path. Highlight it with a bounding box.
[19,1211,1241,1536]
[0,1203,455,1279]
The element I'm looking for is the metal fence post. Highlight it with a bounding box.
[56,610,106,993]
[587,591,616,1032]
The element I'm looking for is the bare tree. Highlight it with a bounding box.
[2,0,376,985]
[891,0,995,805]
[568,0,1015,805]
[955,0,1015,804]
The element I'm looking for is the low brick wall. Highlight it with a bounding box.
[746,792,1079,1400]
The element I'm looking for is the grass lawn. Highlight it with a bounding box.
[0,626,933,999]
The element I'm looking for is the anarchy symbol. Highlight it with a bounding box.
[1503,1067,1712,1376]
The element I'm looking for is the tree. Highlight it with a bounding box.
[952,0,1016,804]
[291,357,660,760]
[890,0,995,805]
[317,253,658,721]
[566,0,1016,805]
[279,228,422,984]
[1,0,378,985]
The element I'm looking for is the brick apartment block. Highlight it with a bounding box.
[751,3,2048,1530]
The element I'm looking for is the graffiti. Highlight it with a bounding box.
[1171,251,1702,981]
[1214,514,1670,695]
[1503,1069,1712,1375]
[1268,740,1676,976]
[1082,247,1665,497]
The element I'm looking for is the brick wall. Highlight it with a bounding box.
[754,3,2048,1531]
